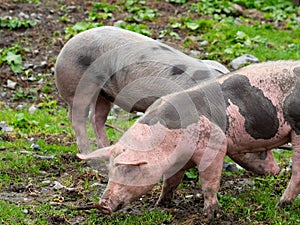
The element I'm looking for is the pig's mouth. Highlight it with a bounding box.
[95,199,124,214]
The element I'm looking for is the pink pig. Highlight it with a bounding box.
[78,61,300,218]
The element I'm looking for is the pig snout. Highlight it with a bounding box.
[95,198,124,214]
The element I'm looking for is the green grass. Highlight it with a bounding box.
[1,0,300,224]
[201,21,300,62]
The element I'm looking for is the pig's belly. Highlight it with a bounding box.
[226,124,292,154]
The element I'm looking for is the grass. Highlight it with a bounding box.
[1,0,300,224]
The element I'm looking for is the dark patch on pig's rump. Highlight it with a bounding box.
[283,79,300,135]
[293,66,300,76]
[221,75,279,139]
[170,64,187,76]
[192,70,212,81]
[140,81,228,130]
[76,54,95,68]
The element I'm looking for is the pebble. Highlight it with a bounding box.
[114,20,125,26]
[107,115,117,120]
[22,209,29,214]
[28,105,37,114]
[42,180,51,185]
[230,54,259,70]
[185,194,194,199]
[189,50,201,58]
[199,40,209,46]
[136,112,144,117]
[7,79,17,89]
[223,162,241,172]
[23,63,34,70]
[0,121,14,132]
[16,104,24,110]
[30,143,41,150]
[19,12,29,19]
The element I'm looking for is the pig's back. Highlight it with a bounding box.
[54,26,155,101]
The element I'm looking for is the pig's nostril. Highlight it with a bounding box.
[95,201,112,214]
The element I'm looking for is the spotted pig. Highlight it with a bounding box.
[77,60,299,218]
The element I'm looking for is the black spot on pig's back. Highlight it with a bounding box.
[222,74,279,139]
[140,81,228,130]
[283,66,300,134]
[170,64,187,76]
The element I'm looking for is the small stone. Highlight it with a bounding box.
[38,78,44,85]
[223,162,239,172]
[0,121,13,132]
[19,12,30,19]
[53,181,64,189]
[7,79,17,89]
[230,54,259,70]
[16,104,24,110]
[28,105,37,114]
[136,112,144,117]
[185,194,194,199]
[199,40,209,46]
[114,20,125,26]
[23,63,34,70]
[22,209,29,214]
[107,115,117,120]
[189,50,201,58]
[40,61,47,68]
[30,143,41,150]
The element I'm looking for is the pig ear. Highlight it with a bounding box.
[115,160,148,167]
[114,152,148,166]
[76,146,112,160]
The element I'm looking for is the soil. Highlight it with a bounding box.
[0,1,293,224]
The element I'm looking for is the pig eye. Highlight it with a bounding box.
[124,165,140,174]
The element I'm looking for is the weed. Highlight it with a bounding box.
[167,0,187,4]
[64,22,103,39]
[190,0,237,18]
[0,17,36,30]
[0,44,23,74]
[116,23,152,36]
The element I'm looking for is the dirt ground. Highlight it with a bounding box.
[0,1,294,224]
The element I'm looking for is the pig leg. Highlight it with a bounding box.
[277,131,300,207]
[197,142,227,219]
[156,170,185,206]
[66,99,92,153]
[72,78,100,153]
[228,151,280,175]
[91,95,112,148]
[156,161,195,206]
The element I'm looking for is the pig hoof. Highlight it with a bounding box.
[276,200,292,209]
[155,193,174,207]
[95,202,113,214]
[203,204,219,220]
[76,153,87,160]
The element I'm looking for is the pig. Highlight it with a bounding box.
[55,26,229,152]
[77,60,300,218]
[55,26,279,176]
